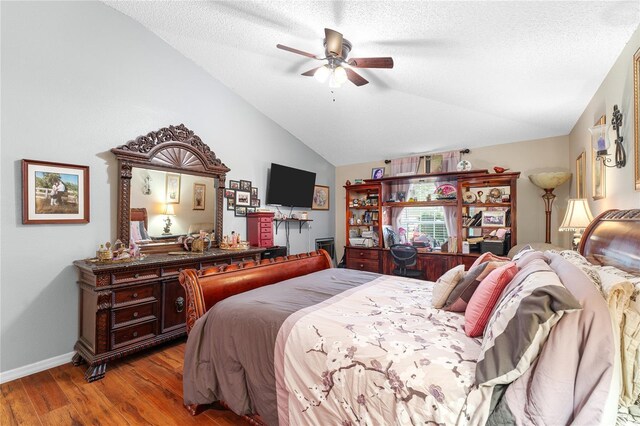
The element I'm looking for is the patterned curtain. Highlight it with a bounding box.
[441,151,461,238]
[389,157,420,238]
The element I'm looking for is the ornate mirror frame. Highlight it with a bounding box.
[112,124,229,246]
[634,47,640,191]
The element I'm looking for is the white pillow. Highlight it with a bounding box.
[431,264,465,309]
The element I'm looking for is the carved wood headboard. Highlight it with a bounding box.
[130,208,148,230]
[579,209,640,275]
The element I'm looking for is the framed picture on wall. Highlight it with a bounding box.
[225,189,235,198]
[229,180,240,190]
[240,180,252,191]
[235,206,247,217]
[193,183,206,210]
[251,198,260,207]
[312,185,330,210]
[235,190,251,206]
[576,152,586,198]
[227,197,235,210]
[165,173,181,204]
[592,115,606,200]
[21,159,90,224]
[251,187,258,199]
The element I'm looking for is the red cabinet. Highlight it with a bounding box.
[247,212,274,247]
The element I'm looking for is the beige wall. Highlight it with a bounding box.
[568,25,640,213]
[335,135,571,261]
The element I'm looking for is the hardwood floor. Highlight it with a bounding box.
[0,339,246,425]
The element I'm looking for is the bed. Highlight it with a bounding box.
[179,209,640,425]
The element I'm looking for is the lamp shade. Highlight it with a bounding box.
[559,199,593,231]
[164,204,175,216]
[528,172,572,190]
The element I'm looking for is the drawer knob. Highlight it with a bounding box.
[175,297,185,313]
[133,311,138,318]
[360,264,364,268]
[133,273,140,279]
[132,331,138,338]
[132,292,138,298]
[359,252,364,256]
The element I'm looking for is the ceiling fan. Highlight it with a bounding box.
[276,28,394,87]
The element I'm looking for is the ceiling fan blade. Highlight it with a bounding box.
[276,44,320,59]
[348,57,394,68]
[301,67,322,77]
[345,68,369,86]
[324,28,343,57]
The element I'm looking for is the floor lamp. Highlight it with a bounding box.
[528,172,572,244]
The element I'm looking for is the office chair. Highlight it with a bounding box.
[389,244,422,279]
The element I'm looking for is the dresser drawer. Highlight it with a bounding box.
[347,248,379,260]
[112,321,156,349]
[112,301,157,327]
[261,231,272,240]
[260,221,272,229]
[111,269,160,285]
[259,217,272,223]
[347,259,379,272]
[161,263,197,277]
[113,284,156,305]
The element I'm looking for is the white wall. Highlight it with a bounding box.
[335,135,571,261]
[0,1,335,374]
[568,25,640,213]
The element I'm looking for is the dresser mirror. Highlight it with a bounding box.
[112,124,229,249]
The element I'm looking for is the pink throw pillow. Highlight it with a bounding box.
[470,251,510,269]
[464,262,518,337]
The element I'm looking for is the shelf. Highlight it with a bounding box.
[462,202,511,208]
[348,205,379,210]
[382,200,457,207]
[348,223,377,227]
[364,169,489,184]
[463,226,511,229]
[274,219,313,234]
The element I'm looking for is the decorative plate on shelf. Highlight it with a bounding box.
[434,183,457,199]
[488,188,502,202]
[457,160,472,171]
[462,189,477,204]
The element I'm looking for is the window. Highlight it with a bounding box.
[395,181,450,246]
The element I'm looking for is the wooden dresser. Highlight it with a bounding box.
[73,248,263,382]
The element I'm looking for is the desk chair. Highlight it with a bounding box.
[389,244,422,279]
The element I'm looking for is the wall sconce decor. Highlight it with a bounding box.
[589,105,626,168]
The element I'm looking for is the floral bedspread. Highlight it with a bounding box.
[275,275,484,426]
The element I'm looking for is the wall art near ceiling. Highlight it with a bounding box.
[576,151,586,198]
[371,167,385,179]
[634,47,640,190]
[22,159,90,224]
[193,183,206,210]
[165,173,181,204]
[592,115,606,200]
[312,185,330,210]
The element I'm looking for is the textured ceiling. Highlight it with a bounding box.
[106,1,639,166]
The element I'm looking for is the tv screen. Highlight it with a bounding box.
[266,163,316,208]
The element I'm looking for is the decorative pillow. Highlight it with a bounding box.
[596,265,640,313]
[431,264,466,309]
[464,262,518,337]
[514,250,547,269]
[475,258,582,386]
[510,244,534,261]
[443,261,508,312]
[471,251,510,269]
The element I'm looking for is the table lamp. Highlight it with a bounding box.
[528,171,572,244]
[559,199,594,250]
[162,204,175,235]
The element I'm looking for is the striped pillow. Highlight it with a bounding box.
[471,251,510,269]
[475,258,582,386]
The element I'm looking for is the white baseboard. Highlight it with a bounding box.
[0,351,75,384]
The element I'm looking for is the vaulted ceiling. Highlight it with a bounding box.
[106,1,639,166]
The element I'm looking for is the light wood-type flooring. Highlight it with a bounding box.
[0,339,245,425]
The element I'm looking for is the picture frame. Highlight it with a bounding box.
[229,180,240,190]
[240,180,252,191]
[576,151,586,198]
[235,190,251,206]
[225,189,235,199]
[22,159,90,224]
[251,198,260,207]
[193,183,206,210]
[592,115,606,200]
[227,197,235,210]
[634,47,640,190]
[481,210,506,227]
[247,207,256,214]
[165,173,181,204]
[312,184,330,210]
[235,206,247,217]
[251,187,258,199]
[371,167,385,179]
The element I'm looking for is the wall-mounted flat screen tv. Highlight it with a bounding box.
[266,163,316,208]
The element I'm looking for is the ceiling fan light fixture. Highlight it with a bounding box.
[314,65,331,83]
[333,66,348,85]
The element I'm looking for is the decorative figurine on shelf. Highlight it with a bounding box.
[493,166,509,174]
[477,190,484,203]
[345,180,351,186]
